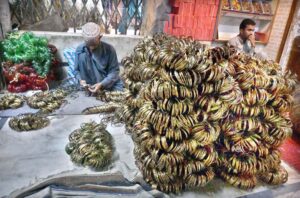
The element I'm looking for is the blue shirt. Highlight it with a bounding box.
[74,42,123,91]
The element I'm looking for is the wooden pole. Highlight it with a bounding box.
[0,0,12,40]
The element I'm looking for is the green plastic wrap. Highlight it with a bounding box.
[1,32,52,76]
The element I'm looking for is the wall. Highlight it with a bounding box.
[265,0,294,61]
[30,31,143,62]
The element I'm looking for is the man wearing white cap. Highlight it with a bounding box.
[74,22,123,92]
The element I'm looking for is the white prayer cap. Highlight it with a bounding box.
[82,22,102,44]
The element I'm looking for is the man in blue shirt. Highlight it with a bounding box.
[74,22,123,92]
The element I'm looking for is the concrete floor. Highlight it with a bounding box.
[1,91,300,198]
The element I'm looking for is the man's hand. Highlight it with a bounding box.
[88,83,103,93]
[248,34,256,48]
[80,80,87,87]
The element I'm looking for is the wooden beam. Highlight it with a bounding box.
[276,0,298,63]
[0,0,11,40]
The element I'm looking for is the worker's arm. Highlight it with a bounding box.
[89,47,120,92]
[100,47,120,89]
[248,34,256,56]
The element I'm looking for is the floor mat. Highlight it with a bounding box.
[280,134,300,172]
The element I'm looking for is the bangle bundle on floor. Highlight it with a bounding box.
[26,89,68,114]
[65,121,114,170]
[9,113,50,132]
[5,88,72,132]
[96,90,127,103]
[0,94,24,110]
[121,34,297,193]
[82,102,121,115]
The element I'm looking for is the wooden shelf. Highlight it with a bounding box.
[221,9,273,21]
[214,0,279,45]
